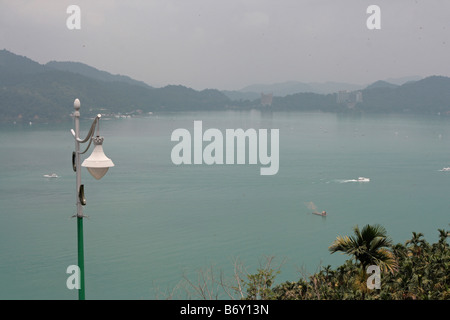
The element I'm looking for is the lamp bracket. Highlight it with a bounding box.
[71,213,89,219]
[79,184,86,206]
[72,115,101,144]
[72,152,76,172]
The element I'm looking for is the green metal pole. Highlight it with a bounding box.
[72,100,110,300]
[77,216,85,300]
[73,99,86,300]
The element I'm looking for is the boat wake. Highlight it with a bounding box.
[338,177,370,183]
[43,173,59,178]
[305,201,327,217]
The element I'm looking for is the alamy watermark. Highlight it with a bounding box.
[66,5,81,30]
[170,121,279,175]
[66,265,80,290]
[367,5,381,30]
[366,265,381,290]
[65,4,380,31]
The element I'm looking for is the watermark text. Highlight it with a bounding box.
[366,5,381,30]
[366,265,381,289]
[66,5,81,30]
[171,121,279,175]
[66,265,80,290]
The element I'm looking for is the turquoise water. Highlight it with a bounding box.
[0,111,449,299]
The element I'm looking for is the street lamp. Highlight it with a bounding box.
[70,98,114,300]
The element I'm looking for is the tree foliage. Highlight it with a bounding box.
[178,226,448,300]
[270,226,449,300]
[329,224,397,274]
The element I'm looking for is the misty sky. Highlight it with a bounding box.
[1,0,450,90]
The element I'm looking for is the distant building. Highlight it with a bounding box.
[337,90,362,108]
[261,93,273,106]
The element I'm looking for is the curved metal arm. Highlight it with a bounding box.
[77,116,100,143]
[71,115,102,147]
[80,135,94,155]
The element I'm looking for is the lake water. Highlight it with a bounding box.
[0,110,449,299]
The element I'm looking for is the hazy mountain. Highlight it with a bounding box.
[46,61,151,88]
[364,80,398,90]
[241,81,363,95]
[0,49,46,76]
[382,75,422,86]
[240,81,316,96]
[268,75,450,113]
[221,90,261,101]
[0,50,231,123]
[1,49,450,123]
[223,80,364,100]
[360,75,450,113]
[240,76,450,114]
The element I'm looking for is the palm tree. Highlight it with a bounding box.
[405,232,428,256]
[437,229,449,247]
[406,232,425,247]
[329,224,397,274]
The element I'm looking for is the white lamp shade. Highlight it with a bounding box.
[82,137,114,180]
[86,167,110,180]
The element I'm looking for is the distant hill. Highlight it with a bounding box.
[221,90,261,101]
[46,61,151,88]
[359,75,450,113]
[222,80,365,101]
[0,50,231,123]
[365,80,398,90]
[266,76,450,114]
[229,80,363,97]
[0,49,46,76]
[1,49,450,123]
[240,81,318,96]
[224,77,423,101]
[383,75,422,85]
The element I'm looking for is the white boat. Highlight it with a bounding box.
[357,177,370,182]
[440,167,450,171]
[43,173,59,178]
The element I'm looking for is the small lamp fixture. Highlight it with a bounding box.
[82,136,115,180]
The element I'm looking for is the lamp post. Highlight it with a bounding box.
[71,98,114,300]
